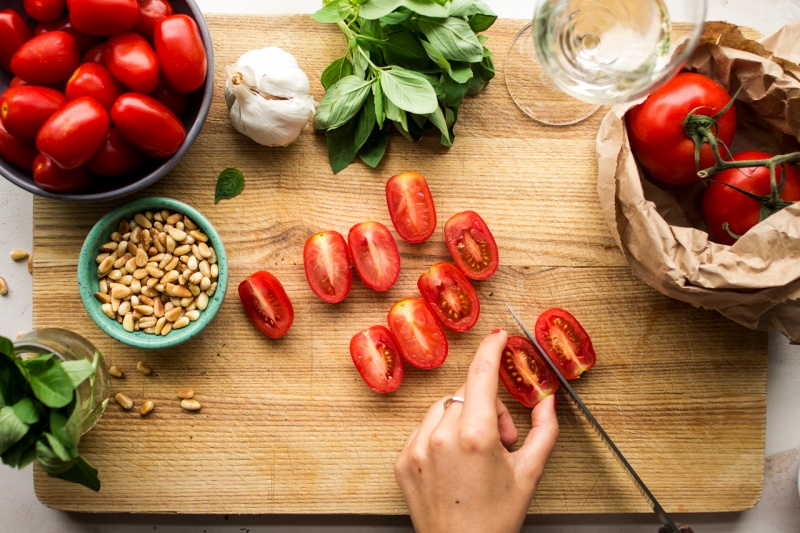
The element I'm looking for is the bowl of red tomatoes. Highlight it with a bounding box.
[0,0,213,201]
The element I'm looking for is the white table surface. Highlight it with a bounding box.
[2,1,800,532]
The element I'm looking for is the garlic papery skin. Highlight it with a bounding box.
[225,46,316,147]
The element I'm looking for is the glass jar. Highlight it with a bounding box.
[13,328,110,436]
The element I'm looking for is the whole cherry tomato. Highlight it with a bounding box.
[0,116,38,171]
[66,0,140,36]
[34,14,103,53]
[37,96,109,169]
[348,221,400,292]
[0,9,33,73]
[387,298,448,369]
[154,14,207,94]
[133,0,173,42]
[417,261,480,332]
[111,93,184,158]
[105,33,160,94]
[23,0,65,22]
[444,210,499,281]
[11,31,79,85]
[626,72,737,185]
[385,171,437,243]
[238,270,294,339]
[9,77,29,87]
[66,63,124,112]
[33,153,93,193]
[87,127,147,177]
[81,42,108,64]
[0,85,66,141]
[499,336,559,408]
[303,230,352,304]
[535,308,596,380]
[350,326,404,393]
[702,151,800,245]
[148,79,188,116]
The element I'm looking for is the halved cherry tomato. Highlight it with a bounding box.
[87,127,148,177]
[106,32,160,94]
[348,221,400,292]
[350,326,404,393]
[133,0,174,42]
[153,14,207,94]
[444,210,499,281]
[499,335,559,408]
[66,63,124,112]
[417,262,480,332]
[34,14,103,53]
[0,116,38,171]
[0,9,33,73]
[303,230,352,304]
[387,298,448,369]
[36,96,109,169]
[0,86,67,141]
[534,308,596,380]
[385,171,437,243]
[66,0,140,36]
[148,79,188,116]
[24,0,65,22]
[33,153,93,193]
[111,93,185,158]
[11,31,80,85]
[238,270,294,339]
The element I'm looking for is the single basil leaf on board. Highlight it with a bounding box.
[1,429,37,469]
[372,82,385,129]
[0,405,29,455]
[448,0,496,17]
[214,168,245,204]
[25,359,73,409]
[311,0,350,23]
[417,18,484,63]
[427,106,452,146]
[326,118,358,174]
[52,455,100,492]
[315,75,373,130]
[360,0,447,20]
[60,359,94,390]
[359,127,390,168]
[321,56,354,90]
[354,92,377,153]
[380,68,438,114]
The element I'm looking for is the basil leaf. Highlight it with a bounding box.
[20,352,54,372]
[214,168,245,204]
[44,432,72,462]
[1,430,37,469]
[377,31,430,70]
[417,18,483,63]
[321,56,354,90]
[353,50,370,78]
[358,128,390,168]
[360,0,447,20]
[469,13,497,33]
[50,410,78,456]
[60,360,94,390]
[11,397,39,425]
[380,11,411,25]
[36,437,75,474]
[399,0,449,17]
[421,39,452,72]
[315,75,373,130]
[25,359,73,409]
[380,69,438,114]
[0,406,28,455]
[325,119,357,174]
[52,456,100,492]
[354,92,377,153]
[360,19,382,38]
[311,0,350,23]
[448,0,496,17]
[372,82,385,129]
[449,62,474,83]
[427,106,452,146]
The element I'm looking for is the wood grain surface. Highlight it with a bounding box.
[31,15,767,514]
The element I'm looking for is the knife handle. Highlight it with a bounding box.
[658,525,694,533]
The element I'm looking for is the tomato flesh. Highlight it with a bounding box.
[534,308,596,380]
[387,298,448,369]
[417,262,480,332]
[444,210,499,280]
[303,230,353,304]
[348,221,400,292]
[350,326,404,393]
[499,336,559,408]
[238,270,294,339]
[385,171,437,243]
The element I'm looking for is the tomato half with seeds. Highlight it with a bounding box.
[385,171,437,243]
[238,270,294,339]
[387,298,448,369]
[303,230,352,304]
[348,221,401,292]
[350,325,404,393]
[417,262,480,332]
[499,336,559,408]
[444,210,499,281]
[535,308,596,380]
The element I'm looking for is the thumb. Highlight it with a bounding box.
[513,394,559,484]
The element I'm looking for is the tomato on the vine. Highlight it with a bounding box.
[499,335,559,408]
[385,171,437,243]
[11,31,80,85]
[348,221,400,292]
[0,86,66,141]
[66,0,140,36]
[387,298,448,369]
[444,210,499,280]
[350,326,404,393]
[111,93,185,158]
[417,262,480,332]
[534,308,596,380]
[238,270,294,339]
[105,32,160,94]
[626,72,737,185]
[702,151,800,245]
[0,9,33,73]
[154,14,207,94]
[303,230,352,304]
[36,96,109,169]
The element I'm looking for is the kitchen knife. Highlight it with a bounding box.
[505,303,692,533]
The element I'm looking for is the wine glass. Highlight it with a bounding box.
[505,0,708,126]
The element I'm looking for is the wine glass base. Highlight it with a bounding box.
[505,23,600,126]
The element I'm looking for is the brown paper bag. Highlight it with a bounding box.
[597,21,800,343]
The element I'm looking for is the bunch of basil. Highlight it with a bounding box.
[313,0,497,173]
[0,336,105,491]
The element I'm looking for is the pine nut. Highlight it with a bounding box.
[122,313,134,332]
[199,260,211,278]
[134,213,152,229]
[146,264,165,278]
[107,269,122,281]
[119,219,130,234]
[183,216,197,230]
[200,277,211,291]
[0,277,8,295]
[141,229,151,250]
[134,305,154,316]
[138,317,156,329]
[131,226,142,244]
[98,255,115,276]
[140,400,155,416]
[211,264,219,279]
[111,296,121,313]
[185,310,200,322]
[119,275,133,286]
[99,242,117,253]
[165,306,183,322]
[197,292,209,310]
[95,292,112,304]
[191,244,203,261]
[173,316,190,329]
[166,235,176,253]
[160,322,173,336]
[153,298,164,318]
[168,228,187,242]
[180,296,194,307]
[127,241,138,255]
[112,286,131,299]
[115,392,134,410]
[117,240,128,256]
[27,254,33,274]
[102,303,115,318]
[178,388,195,399]
[131,279,142,294]
[109,365,124,378]
[180,399,201,411]
[206,282,217,296]
[136,361,153,375]
[111,231,123,242]
[166,213,182,225]
[172,244,191,257]
[189,230,208,243]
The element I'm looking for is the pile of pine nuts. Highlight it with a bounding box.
[95,210,220,336]
[111,361,203,416]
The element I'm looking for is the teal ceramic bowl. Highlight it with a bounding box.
[78,197,228,349]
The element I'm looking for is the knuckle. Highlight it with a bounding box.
[467,357,494,380]
[459,425,492,453]
[428,430,453,453]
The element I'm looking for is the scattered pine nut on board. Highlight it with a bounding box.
[32,16,766,514]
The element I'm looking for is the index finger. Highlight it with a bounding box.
[462,329,508,424]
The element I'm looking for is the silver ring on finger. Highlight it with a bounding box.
[443,395,465,411]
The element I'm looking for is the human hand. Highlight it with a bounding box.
[394,329,559,533]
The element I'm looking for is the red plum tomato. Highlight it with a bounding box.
[36,96,109,169]
[348,221,400,292]
[34,14,103,53]
[238,270,294,339]
[0,85,67,141]
[11,31,80,85]
[303,231,353,304]
[87,127,147,177]
[0,9,33,73]
[499,336,559,408]
[444,210,499,280]
[66,0,140,36]
[387,298,448,369]
[0,116,38,171]
[417,261,480,332]
[148,79,188,116]
[111,93,185,158]
[81,42,108,64]
[133,0,173,42]
[350,326,404,393]
[535,308,596,380]
[23,0,65,22]
[385,171,437,243]
[66,63,124,112]
[105,32,160,94]
[33,153,93,193]
[153,14,207,94]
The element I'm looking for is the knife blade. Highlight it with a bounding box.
[505,303,690,533]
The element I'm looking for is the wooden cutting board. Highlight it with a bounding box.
[31,15,767,514]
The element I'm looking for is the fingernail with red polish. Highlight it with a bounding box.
[491,328,503,334]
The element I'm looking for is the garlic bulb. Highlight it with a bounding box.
[225,47,316,147]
